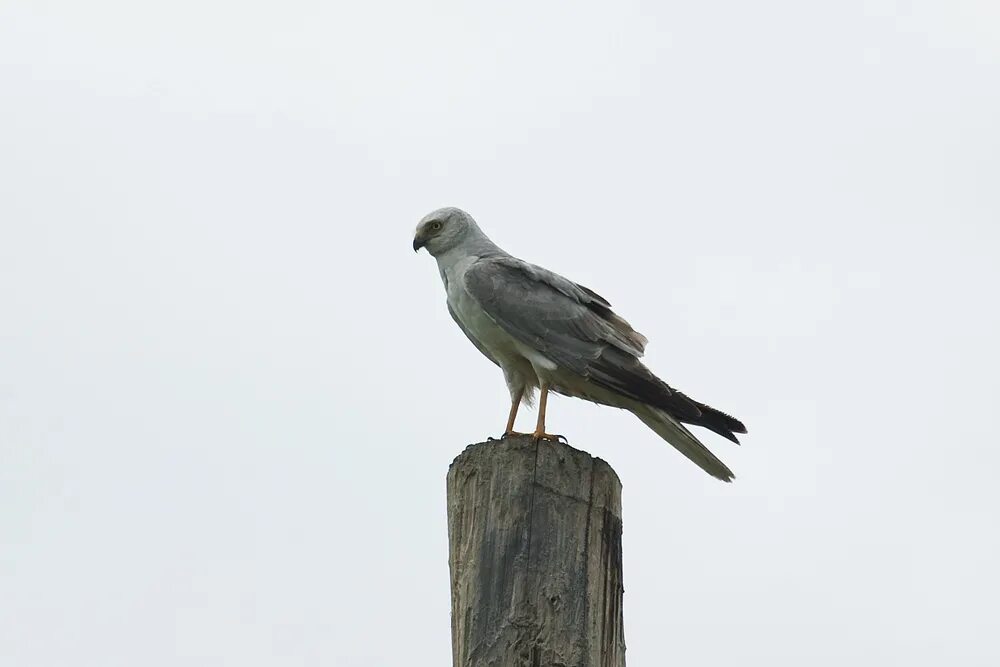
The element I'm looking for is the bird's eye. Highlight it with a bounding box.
[431,221,443,231]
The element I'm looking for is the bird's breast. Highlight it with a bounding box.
[446,274,521,362]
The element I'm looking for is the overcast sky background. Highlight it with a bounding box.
[2,1,999,665]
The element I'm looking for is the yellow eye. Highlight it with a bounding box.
[431,221,443,231]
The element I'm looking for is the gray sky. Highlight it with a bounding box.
[2,1,998,665]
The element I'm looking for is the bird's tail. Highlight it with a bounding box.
[632,404,735,482]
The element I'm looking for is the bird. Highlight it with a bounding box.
[413,207,746,481]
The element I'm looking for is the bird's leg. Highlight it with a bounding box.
[532,381,567,443]
[500,387,528,438]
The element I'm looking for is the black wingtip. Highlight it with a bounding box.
[683,400,747,444]
[720,430,742,445]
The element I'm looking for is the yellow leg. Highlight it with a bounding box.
[503,388,526,436]
[532,382,565,442]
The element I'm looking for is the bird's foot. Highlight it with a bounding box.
[500,430,530,439]
[532,431,568,444]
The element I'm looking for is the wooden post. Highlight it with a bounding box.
[446,434,625,667]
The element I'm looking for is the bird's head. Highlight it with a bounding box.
[413,207,478,257]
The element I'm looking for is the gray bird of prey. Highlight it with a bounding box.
[413,207,747,481]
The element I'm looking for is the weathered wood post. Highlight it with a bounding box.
[446,434,625,667]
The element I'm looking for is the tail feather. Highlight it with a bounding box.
[633,405,735,482]
[682,399,747,445]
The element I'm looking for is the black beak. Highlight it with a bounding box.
[413,237,425,252]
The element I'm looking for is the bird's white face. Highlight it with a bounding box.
[412,208,470,256]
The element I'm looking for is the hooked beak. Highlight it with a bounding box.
[413,235,426,252]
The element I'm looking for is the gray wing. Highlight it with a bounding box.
[463,256,703,421]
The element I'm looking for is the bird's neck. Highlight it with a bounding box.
[434,238,506,287]
[438,236,505,265]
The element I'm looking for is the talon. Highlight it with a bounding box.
[532,431,566,443]
[501,430,529,439]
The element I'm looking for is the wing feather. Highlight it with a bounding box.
[463,257,701,421]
